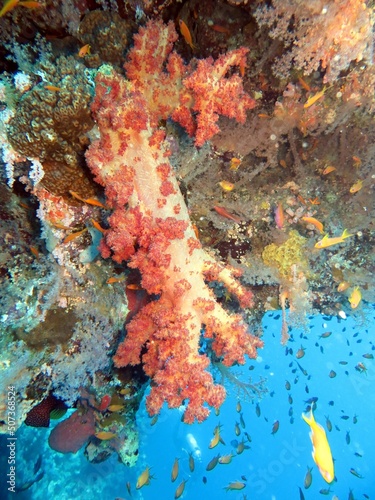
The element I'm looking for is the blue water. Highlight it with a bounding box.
[4,308,375,500]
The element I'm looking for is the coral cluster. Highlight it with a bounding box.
[255,0,374,82]
[86,19,261,423]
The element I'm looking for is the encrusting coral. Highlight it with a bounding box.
[86,19,262,423]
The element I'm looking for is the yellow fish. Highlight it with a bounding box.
[304,86,327,108]
[348,286,361,309]
[349,179,363,193]
[302,408,334,483]
[315,229,353,248]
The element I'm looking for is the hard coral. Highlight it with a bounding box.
[86,20,262,423]
[8,55,93,166]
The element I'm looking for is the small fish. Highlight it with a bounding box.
[206,454,220,471]
[298,77,311,91]
[302,408,334,483]
[234,422,241,436]
[0,0,19,17]
[236,438,250,454]
[305,384,309,393]
[255,403,261,417]
[202,476,207,484]
[337,281,350,292]
[348,287,362,309]
[354,452,362,457]
[301,217,324,233]
[275,202,284,229]
[30,246,40,259]
[352,155,362,168]
[349,179,363,193]
[188,452,195,472]
[78,44,91,57]
[44,85,62,92]
[236,401,242,413]
[315,229,353,248]
[349,467,364,478]
[171,458,179,482]
[304,87,326,108]
[304,466,312,489]
[224,481,246,492]
[95,431,116,440]
[271,420,279,435]
[297,361,308,376]
[219,180,235,191]
[341,415,350,420]
[346,431,350,444]
[353,415,358,424]
[136,466,153,489]
[18,1,42,7]
[107,404,124,412]
[106,276,125,284]
[325,416,332,432]
[339,360,348,365]
[285,380,291,391]
[229,157,242,170]
[328,370,336,378]
[62,227,88,244]
[319,331,332,339]
[213,205,241,223]
[363,353,374,359]
[322,165,336,175]
[298,486,306,500]
[296,346,306,359]
[91,219,106,233]
[209,425,221,449]
[239,413,246,429]
[174,479,187,499]
[179,19,195,49]
[319,487,331,495]
[218,453,233,464]
[355,362,367,373]
[288,394,293,404]
[126,481,131,495]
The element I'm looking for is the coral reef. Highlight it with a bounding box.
[0,0,374,469]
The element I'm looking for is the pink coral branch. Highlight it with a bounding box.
[86,20,262,423]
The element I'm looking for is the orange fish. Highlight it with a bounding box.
[106,276,125,284]
[179,20,195,49]
[322,166,336,175]
[352,156,362,168]
[69,190,107,208]
[298,77,311,92]
[229,157,242,170]
[91,219,106,233]
[44,85,62,92]
[30,246,40,259]
[0,0,19,17]
[301,216,324,233]
[213,206,241,223]
[78,44,91,57]
[95,431,116,440]
[18,1,43,7]
[62,227,88,244]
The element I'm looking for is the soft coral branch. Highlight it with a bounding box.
[86,20,262,423]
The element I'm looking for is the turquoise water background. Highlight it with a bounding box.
[3,307,374,500]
